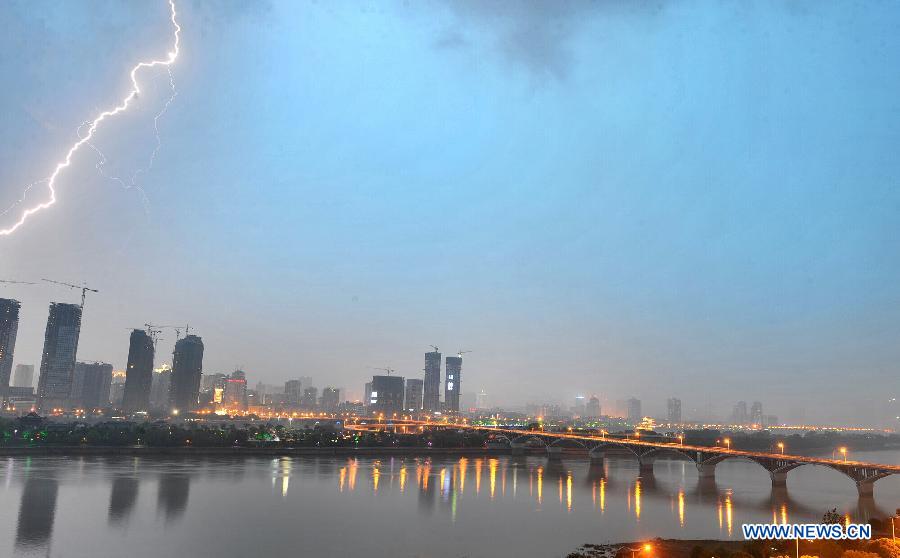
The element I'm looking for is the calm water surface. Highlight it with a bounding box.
[3,450,900,558]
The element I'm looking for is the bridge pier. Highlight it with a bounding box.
[547,446,563,460]
[697,462,716,480]
[638,460,654,477]
[510,442,526,456]
[589,450,605,463]
[770,470,788,488]
[857,481,875,498]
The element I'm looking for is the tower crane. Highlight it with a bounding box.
[155,324,192,341]
[428,345,439,353]
[370,366,395,376]
[0,279,35,287]
[457,350,472,358]
[41,278,98,308]
[143,323,163,347]
[125,324,163,348]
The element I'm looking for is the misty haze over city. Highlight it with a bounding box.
[1,0,898,426]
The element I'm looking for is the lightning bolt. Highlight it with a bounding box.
[0,0,181,236]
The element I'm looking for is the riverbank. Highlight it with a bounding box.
[565,540,748,558]
[0,445,511,457]
[566,537,900,558]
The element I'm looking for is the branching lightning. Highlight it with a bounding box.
[0,0,181,236]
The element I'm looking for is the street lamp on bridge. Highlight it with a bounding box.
[777,442,785,454]
[623,544,652,558]
[724,438,731,450]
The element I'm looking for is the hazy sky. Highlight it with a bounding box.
[1,0,899,425]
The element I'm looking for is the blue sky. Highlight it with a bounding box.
[1,0,899,424]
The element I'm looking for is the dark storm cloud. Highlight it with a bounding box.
[440,0,663,81]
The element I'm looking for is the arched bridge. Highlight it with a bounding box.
[350,419,900,498]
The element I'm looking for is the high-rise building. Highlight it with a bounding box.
[573,395,586,416]
[72,361,113,409]
[320,387,340,411]
[202,372,228,404]
[626,397,642,424]
[0,298,20,392]
[37,303,82,410]
[109,370,126,407]
[585,395,601,418]
[150,365,172,409]
[285,379,308,406]
[667,397,682,423]
[732,401,748,424]
[169,334,204,414]
[476,389,489,410]
[444,355,461,413]
[223,370,247,411]
[364,382,372,407]
[370,375,404,416]
[301,387,318,409]
[423,349,441,412]
[13,364,34,388]
[404,378,423,412]
[122,329,155,412]
[750,401,763,425]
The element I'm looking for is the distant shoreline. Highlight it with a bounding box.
[0,445,513,458]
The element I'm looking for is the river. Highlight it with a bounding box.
[2,450,900,558]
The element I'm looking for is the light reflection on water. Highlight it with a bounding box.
[1,451,900,558]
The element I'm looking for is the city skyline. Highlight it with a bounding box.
[0,295,891,424]
[1,1,899,425]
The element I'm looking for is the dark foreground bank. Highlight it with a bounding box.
[567,537,900,558]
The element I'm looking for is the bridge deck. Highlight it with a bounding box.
[347,419,900,472]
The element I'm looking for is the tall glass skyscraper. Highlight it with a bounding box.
[0,298,21,392]
[169,334,204,413]
[423,349,441,412]
[123,329,155,412]
[37,303,82,410]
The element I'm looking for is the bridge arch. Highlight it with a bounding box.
[548,438,589,450]
[510,434,550,448]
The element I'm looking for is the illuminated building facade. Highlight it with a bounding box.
[404,378,423,412]
[423,349,441,412]
[444,356,461,413]
[370,375,404,416]
[37,303,82,410]
[223,370,248,410]
[123,329,154,412]
[169,334,204,413]
[0,298,20,393]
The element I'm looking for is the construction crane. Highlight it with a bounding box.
[0,279,35,286]
[370,366,395,376]
[41,278,98,308]
[155,324,192,341]
[143,323,163,347]
[428,345,439,353]
[457,350,472,358]
[125,324,163,348]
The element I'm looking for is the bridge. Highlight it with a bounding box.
[347,419,900,498]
